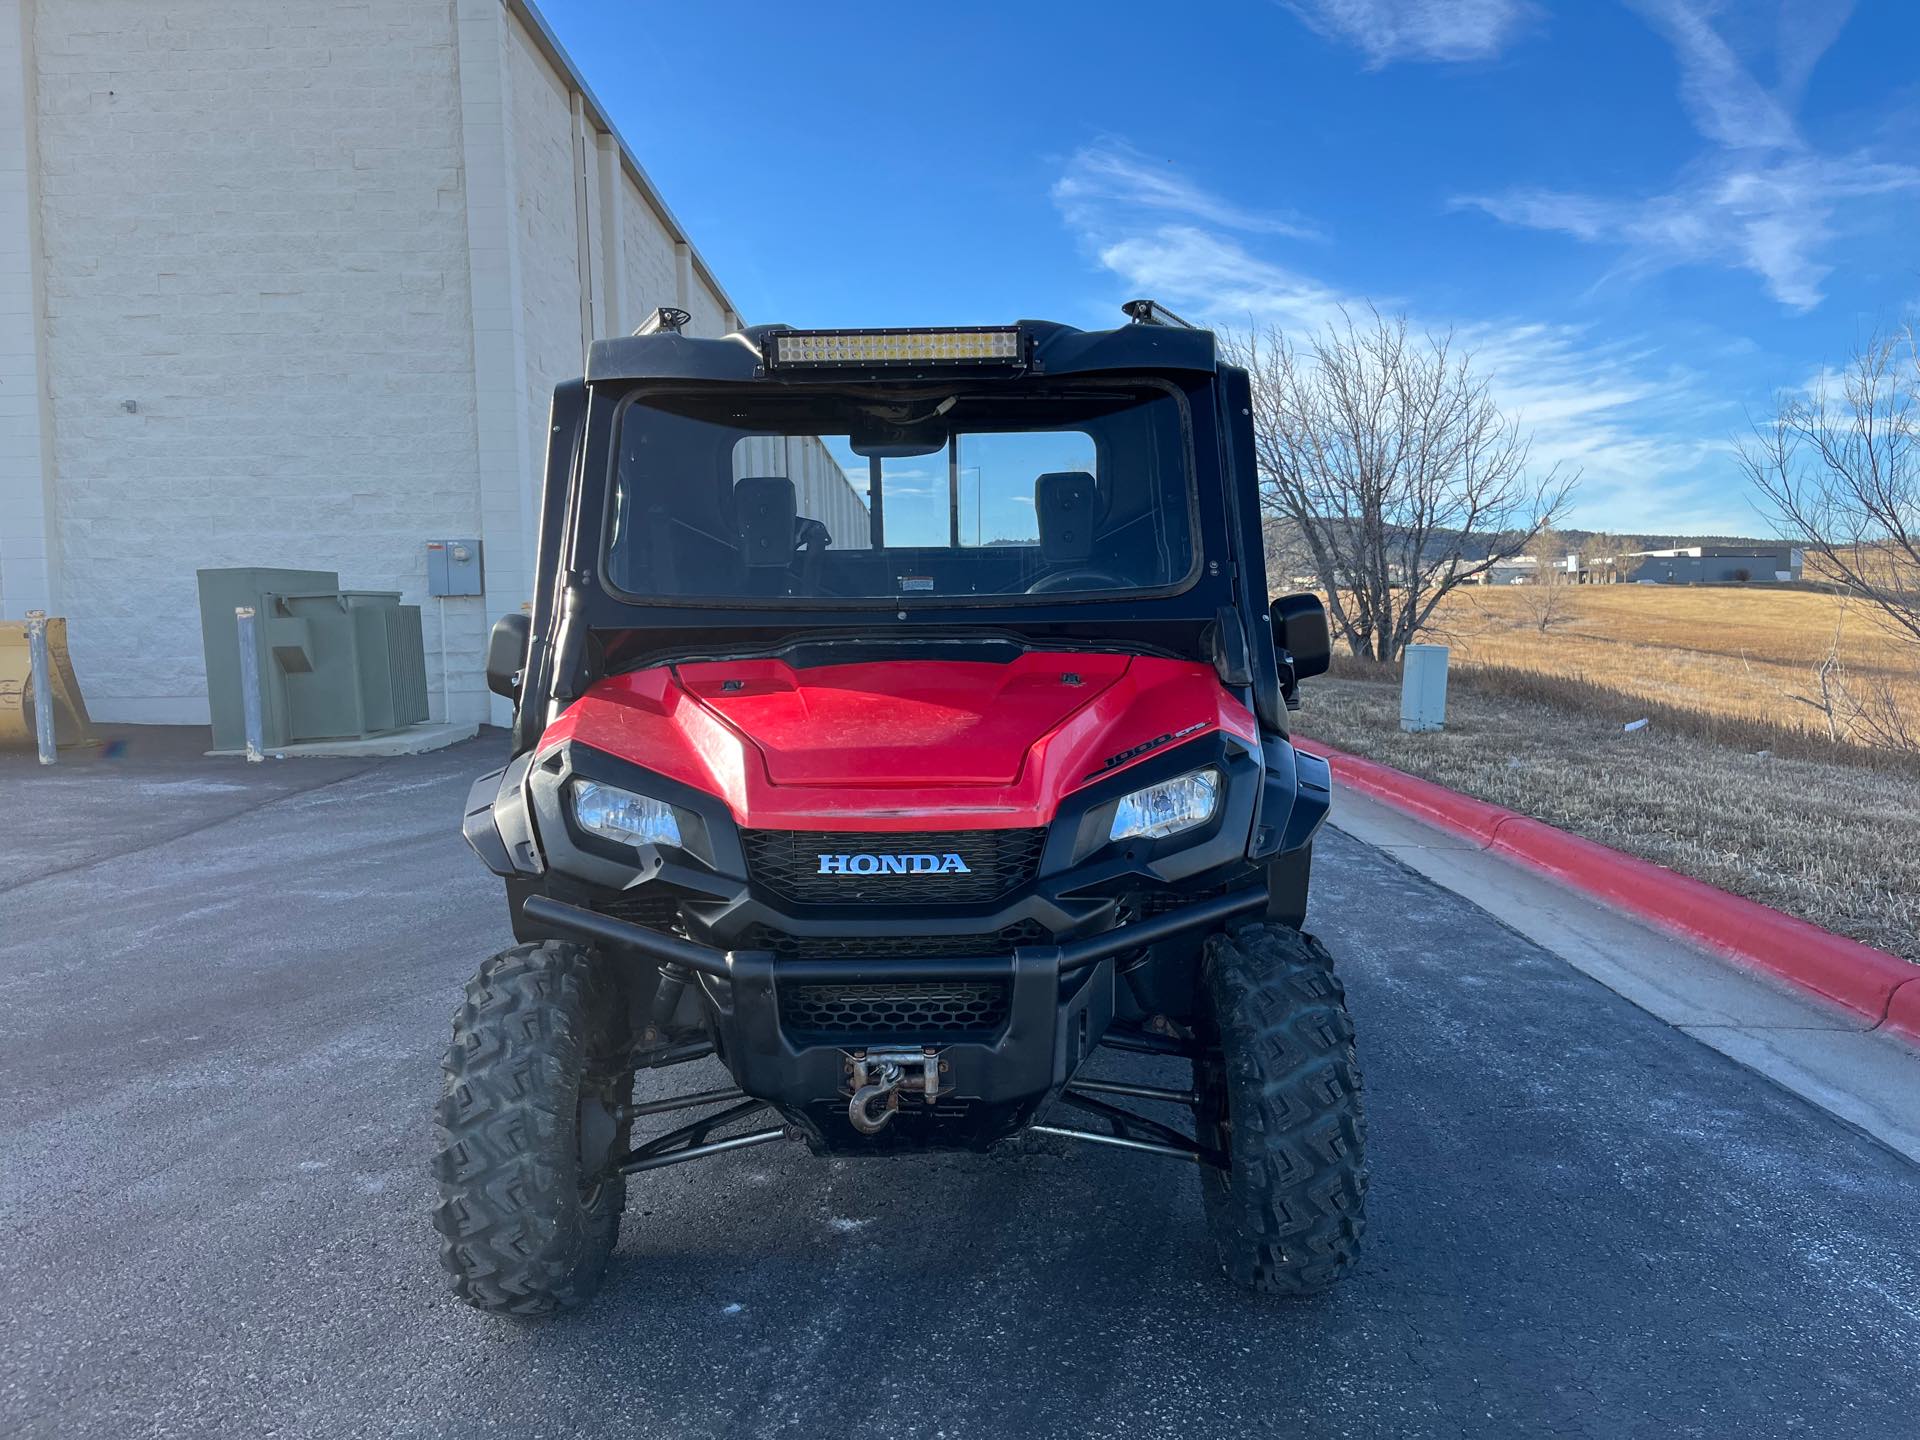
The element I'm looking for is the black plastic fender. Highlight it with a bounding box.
[1248,735,1330,860]
[462,751,542,877]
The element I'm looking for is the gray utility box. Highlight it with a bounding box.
[1400,643,1449,733]
[426,538,483,596]
[197,568,429,751]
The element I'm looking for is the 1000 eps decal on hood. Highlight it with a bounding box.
[1081,720,1210,783]
[816,853,973,876]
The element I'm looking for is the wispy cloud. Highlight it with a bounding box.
[1052,142,1321,241]
[1624,0,1800,150]
[1461,152,1919,311]
[1281,0,1536,68]
[1054,142,1746,531]
[1093,226,1351,333]
[1459,1,1915,312]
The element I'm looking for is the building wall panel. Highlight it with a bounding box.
[620,179,680,334]
[684,272,727,338]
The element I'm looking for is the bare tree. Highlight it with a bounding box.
[1580,531,1639,583]
[1513,527,1573,631]
[1226,310,1576,663]
[1518,583,1572,634]
[1786,620,1847,743]
[1527,525,1568,584]
[1739,329,1920,645]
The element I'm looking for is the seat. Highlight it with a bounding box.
[734,476,799,595]
[1034,471,1099,564]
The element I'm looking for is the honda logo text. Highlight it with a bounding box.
[816,853,973,875]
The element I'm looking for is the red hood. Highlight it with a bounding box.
[538,652,1257,831]
[677,653,1130,788]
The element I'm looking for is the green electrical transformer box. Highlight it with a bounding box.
[197,568,430,752]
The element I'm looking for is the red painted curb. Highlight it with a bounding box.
[1297,735,1918,1037]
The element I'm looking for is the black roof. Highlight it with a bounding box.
[584,318,1220,385]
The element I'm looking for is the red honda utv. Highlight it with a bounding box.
[438,302,1366,1315]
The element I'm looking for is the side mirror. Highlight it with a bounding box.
[1270,593,1330,681]
[486,612,531,700]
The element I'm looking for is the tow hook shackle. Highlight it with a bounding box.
[849,1061,902,1134]
[845,1048,942,1135]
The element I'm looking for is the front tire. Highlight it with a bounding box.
[1194,923,1367,1294]
[431,941,633,1316]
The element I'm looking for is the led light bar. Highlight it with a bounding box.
[765,326,1025,369]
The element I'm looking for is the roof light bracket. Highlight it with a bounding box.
[634,306,692,337]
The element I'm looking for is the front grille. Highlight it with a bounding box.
[738,920,1048,962]
[742,827,1046,905]
[780,979,1011,1040]
[1134,883,1236,918]
[592,888,685,933]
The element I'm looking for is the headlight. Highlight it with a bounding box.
[572,779,683,848]
[1109,768,1220,843]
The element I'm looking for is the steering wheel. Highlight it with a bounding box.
[1026,567,1131,595]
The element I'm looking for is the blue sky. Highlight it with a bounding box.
[539,0,1920,535]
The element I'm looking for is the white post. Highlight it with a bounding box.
[1400,644,1449,733]
[235,607,265,762]
[24,608,55,765]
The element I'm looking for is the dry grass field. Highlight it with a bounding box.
[1423,584,1920,758]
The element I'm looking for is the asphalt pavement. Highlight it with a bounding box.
[2,732,1916,1439]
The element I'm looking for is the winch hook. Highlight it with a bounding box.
[848,1060,903,1135]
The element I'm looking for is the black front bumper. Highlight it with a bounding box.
[521,886,1265,1151]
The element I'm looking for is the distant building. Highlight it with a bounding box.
[1475,557,1538,585]
[1622,546,1804,585]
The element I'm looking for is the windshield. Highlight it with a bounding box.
[605,384,1193,604]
